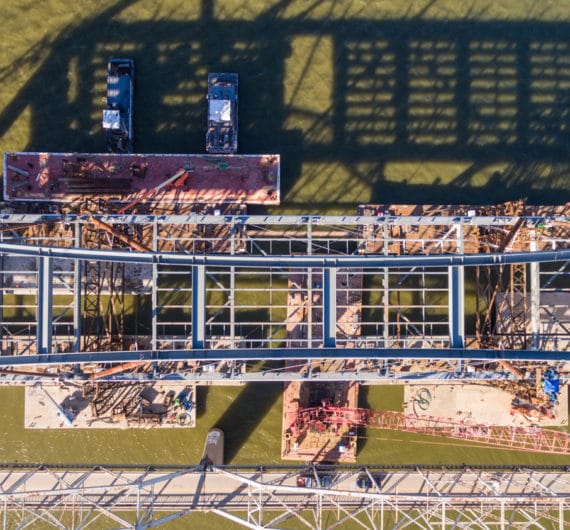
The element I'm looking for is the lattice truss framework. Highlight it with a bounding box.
[0,211,569,382]
[0,465,568,529]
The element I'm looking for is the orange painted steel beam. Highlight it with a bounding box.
[89,217,151,252]
[89,361,147,380]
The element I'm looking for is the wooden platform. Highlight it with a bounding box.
[4,152,280,205]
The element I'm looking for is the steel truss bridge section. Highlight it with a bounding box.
[0,213,569,383]
[0,464,568,529]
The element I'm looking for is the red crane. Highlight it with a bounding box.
[290,405,570,455]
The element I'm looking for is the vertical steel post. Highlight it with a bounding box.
[73,221,82,352]
[323,267,336,348]
[448,266,465,348]
[500,501,505,530]
[383,222,390,348]
[307,218,313,347]
[192,264,206,349]
[530,235,541,349]
[0,241,4,356]
[448,223,465,348]
[151,218,158,351]
[37,256,53,354]
[136,484,141,526]
[230,217,236,349]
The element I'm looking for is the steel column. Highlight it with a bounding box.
[448,266,465,348]
[73,222,82,352]
[307,220,313,347]
[323,267,336,348]
[448,223,465,348]
[530,236,541,349]
[0,242,3,356]
[152,218,158,351]
[383,223,390,348]
[192,264,206,349]
[230,218,236,349]
[37,256,53,354]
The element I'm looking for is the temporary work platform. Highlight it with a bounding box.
[3,152,280,204]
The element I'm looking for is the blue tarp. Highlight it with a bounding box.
[542,368,561,404]
[543,378,559,395]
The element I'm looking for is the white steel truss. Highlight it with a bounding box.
[0,464,568,529]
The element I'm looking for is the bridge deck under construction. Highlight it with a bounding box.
[3,152,280,204]
[0,203,568,384]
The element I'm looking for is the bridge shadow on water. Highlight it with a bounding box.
[1,1,570,206]
[209,381,283,463]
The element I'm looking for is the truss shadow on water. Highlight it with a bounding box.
[0,2,570,204]
[357,385,372,455]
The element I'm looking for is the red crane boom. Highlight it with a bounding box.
[290,406,570,455]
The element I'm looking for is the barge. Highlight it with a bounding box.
[3,152,280,205]
[201,428,224,467]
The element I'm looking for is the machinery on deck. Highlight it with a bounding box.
[206,73,238,154]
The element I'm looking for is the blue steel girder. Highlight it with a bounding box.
[1,347,568,367]
[1,241,569,267]
[191,264,206,349]
[37,256,53,354]
[0,246,568,360]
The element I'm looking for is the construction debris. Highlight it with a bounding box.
[403,383,567,426]
[25,382,196,429]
